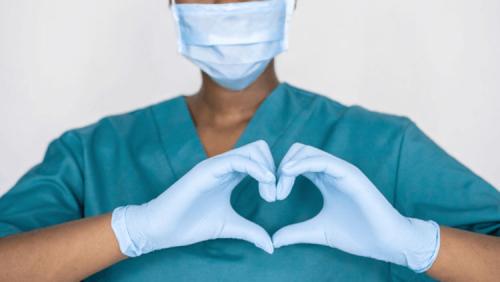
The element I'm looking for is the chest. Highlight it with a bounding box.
[196,122,248,157]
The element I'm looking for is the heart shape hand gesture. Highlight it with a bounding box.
[112,141,440,273]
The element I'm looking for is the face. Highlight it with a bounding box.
[170,0,293,90]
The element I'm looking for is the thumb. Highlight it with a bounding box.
[272,217,326,248]
[218,211,274,254]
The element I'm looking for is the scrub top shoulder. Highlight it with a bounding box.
[1,82,498,282]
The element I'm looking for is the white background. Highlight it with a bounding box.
[1,0,499,195]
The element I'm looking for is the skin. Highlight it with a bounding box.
[186,63,279,156]
[0,0,499,281]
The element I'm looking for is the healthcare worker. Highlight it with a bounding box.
[0,0,499,281]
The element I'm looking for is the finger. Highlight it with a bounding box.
[252,140,276,173]
[248,141,277,202]
[279,143,329,170]
[219,211,274,254]
[280,144,352,178]
[231,141,277,202]
[277,142,306,172]
[213,155,276,202]
[281,155,364,199]
[276,143,307,200]
[272,217,327,248]
[215,155,275,183]
[259,182,277,203]
[230,156,276,203]
[281,156,348,179]
[277,143,329,199]
[231,140,275,172]
[276,175,296,200]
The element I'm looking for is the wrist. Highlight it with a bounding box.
[111,205,150,257]
[401,218,441,273]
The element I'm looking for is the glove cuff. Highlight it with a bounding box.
[111,206,143,257]
[405,218,441,273]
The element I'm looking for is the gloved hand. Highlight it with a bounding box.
[111,140,277,257]
[273,143,440,273]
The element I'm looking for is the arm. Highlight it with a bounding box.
[0,140,276,280]
[0,214,125,281]
[427,226,500,281]
[0,132,115,281]
[395,121,500,280]
[272,143,500,278]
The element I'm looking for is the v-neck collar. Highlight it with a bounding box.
[151,82,314,179]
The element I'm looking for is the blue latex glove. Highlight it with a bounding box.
[273,143,440,273]
[112,140,276,257]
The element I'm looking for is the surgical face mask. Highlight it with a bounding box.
[170,0,295,91]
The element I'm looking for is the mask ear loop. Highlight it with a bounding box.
[287,0,296,15]
[281,0,295,50]
[170,0,184,52]
[171,0,180,22]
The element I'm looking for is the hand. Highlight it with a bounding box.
[273,143,441,273]
[111,140,277,257]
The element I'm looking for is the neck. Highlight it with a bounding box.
[186,62,280,127]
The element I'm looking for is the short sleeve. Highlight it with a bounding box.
[395,120,500,236]
[0,131,84,238]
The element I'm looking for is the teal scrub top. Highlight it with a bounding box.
[1,83,499,281]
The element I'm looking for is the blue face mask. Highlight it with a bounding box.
[171,0,295,91]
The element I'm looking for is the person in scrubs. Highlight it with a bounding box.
[0,0,499,281]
